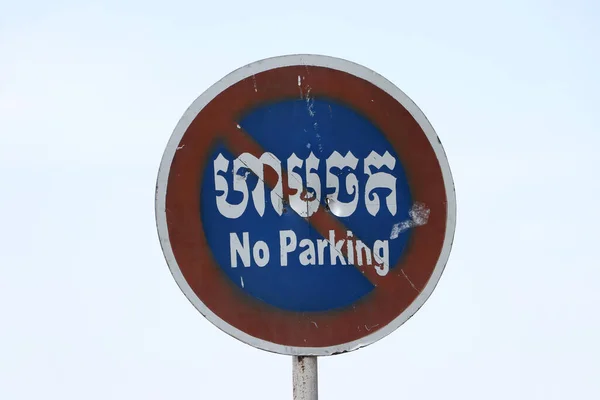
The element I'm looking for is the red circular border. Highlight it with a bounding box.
[165,65,447,348]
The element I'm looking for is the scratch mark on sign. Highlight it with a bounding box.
[240,276,245,288]
[401,270,419,293]
[297,75,303,98]
[313,122,323,152]
[311,321,318,328]
[176,144,185,150]
[252,75,258,92]
[306,86,315,117]
[390,202,430,239]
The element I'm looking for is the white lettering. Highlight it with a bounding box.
[229,229,390,275]
[299,239,316,266]
[356,240,372,266]
[253,240,270,267]
[279,230,297,266]
[215,154,248,219]
[287,152,321,217]
[328,230,347,265]
[346,231,354,265]
[326,151,359,217]
[235,152,283,217]
[214,150,398,218]
[373,240,390,276]
[364,151,397,216]
[317,239,328,266]
[230,232,251,268]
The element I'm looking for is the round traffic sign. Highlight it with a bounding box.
[155,54,456,356]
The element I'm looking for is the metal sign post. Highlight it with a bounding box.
[293,356,318,400]
[156,54,456,399]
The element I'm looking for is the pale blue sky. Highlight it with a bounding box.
[1,1,599,399]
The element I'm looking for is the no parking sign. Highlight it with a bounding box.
[155,55,456,356]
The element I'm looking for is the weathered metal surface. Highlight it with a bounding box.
[293,356,318,400]
[155,54,456,356]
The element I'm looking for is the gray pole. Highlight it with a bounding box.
[292,356,318,400]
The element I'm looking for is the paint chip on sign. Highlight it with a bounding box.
[390,202,430,239]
